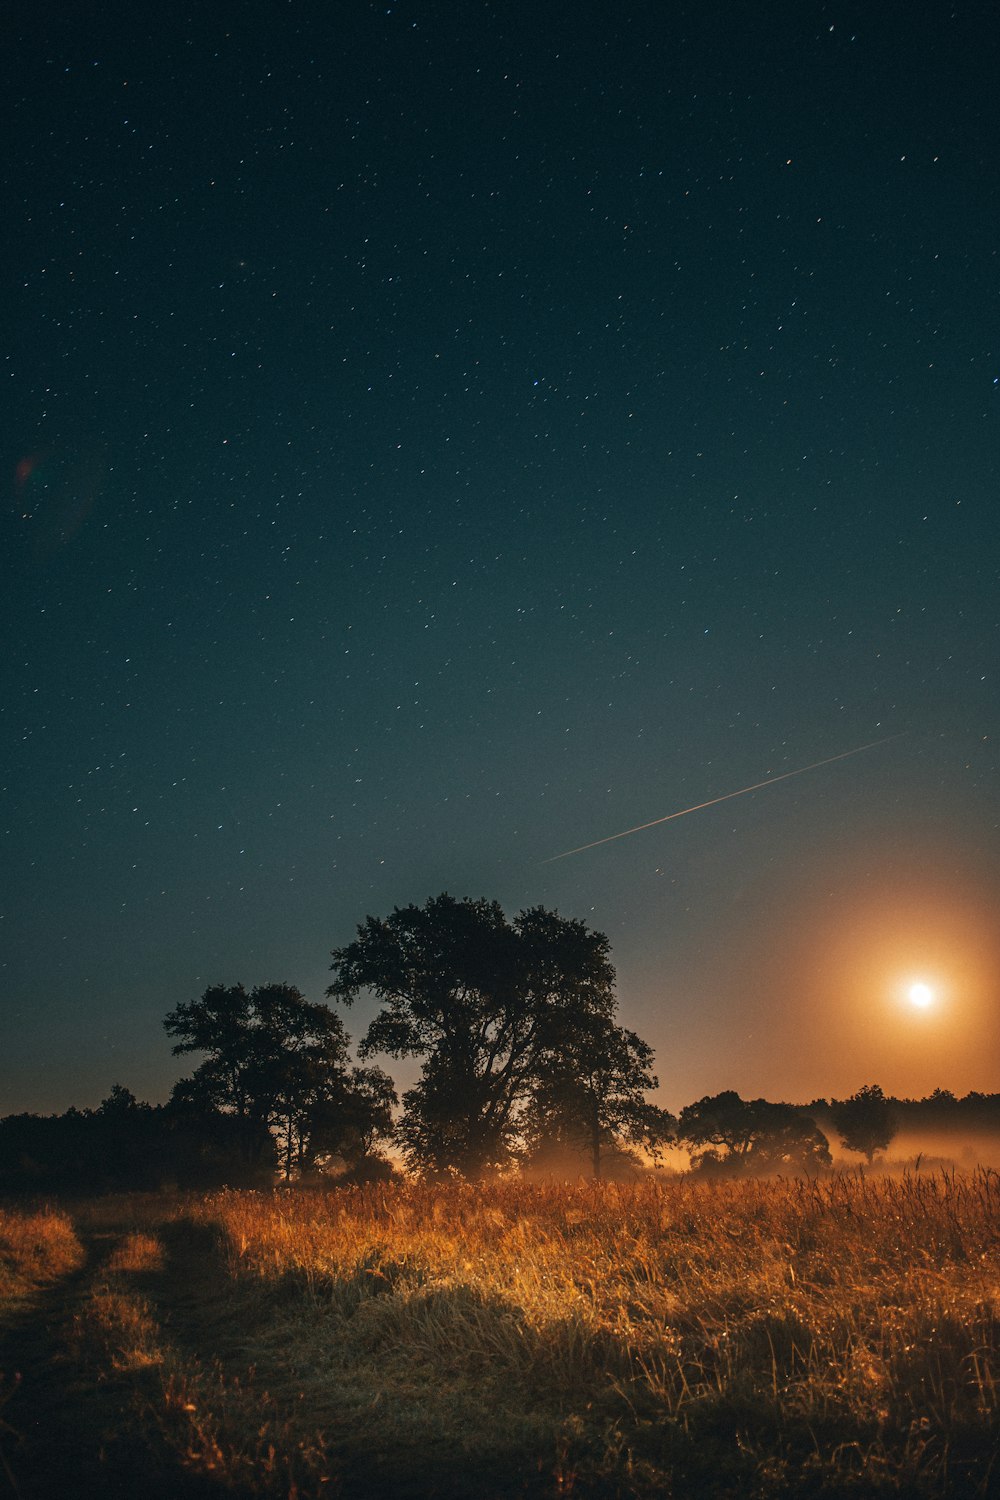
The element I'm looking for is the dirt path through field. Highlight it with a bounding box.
[0,1225,222,1500]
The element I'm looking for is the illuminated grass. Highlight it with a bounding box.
[169,1172,1000,1494]
[0,1205,83,1307]
[3,1176,999,1495]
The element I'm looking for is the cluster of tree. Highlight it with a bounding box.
[164,981,395,1180]
[0,1085,266,1194]
[676,1092,833,1176]
[674,1083,908,1176]
[810,1086,1000,1160]
[4,893,997,1193]
[0,895,673,1191]
[0,1062,398,1197]
[0,980,400,1194]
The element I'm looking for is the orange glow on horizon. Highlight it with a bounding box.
[700,846,1000,1102]
[808,872,997,1095]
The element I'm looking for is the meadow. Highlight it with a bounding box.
[1,1171,998,1497]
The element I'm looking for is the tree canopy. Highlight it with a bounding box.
[328,892,662,1178]
[677,1091,832,1176]
[164,982,395,1178]
[830,1083,897,1165]
[524,1009,674,1179]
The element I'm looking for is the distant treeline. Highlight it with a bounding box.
[3,1085,999,1198]
[0,1087,266,1195]
[811,1089,1000,1138]
[809,1088,1000,1165]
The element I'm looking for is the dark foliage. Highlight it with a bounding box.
[523,1011,674,1179]
[677,1091,832,1176]
[164,981,396,1178]
[328,893,662,1178]
[830,1083,897,1164]
[0,1088,266,1194]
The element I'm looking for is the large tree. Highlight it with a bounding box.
[328,893,654,1178]
[164,982,395,1178]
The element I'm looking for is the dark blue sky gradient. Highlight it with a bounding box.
[3,1,998,1114]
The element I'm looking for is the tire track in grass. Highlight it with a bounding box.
[0,1222,223,1499]
[139,1217,343,1496]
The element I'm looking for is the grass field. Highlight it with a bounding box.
[1,1171,998,1497]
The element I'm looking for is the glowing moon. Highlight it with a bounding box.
[908,981,935,1009]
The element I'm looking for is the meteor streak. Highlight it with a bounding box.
[543,734,903,863]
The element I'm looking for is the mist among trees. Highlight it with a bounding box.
[3,892,998,1194]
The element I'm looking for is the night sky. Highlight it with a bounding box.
[3,1,998,1118]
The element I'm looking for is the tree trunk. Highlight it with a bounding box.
[591,1097,602,1181]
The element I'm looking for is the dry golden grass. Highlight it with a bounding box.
[0,1205,87,1493]
[3,1174,999,1496]
[161,1170,1000,1495]
[0,1205,83,1306]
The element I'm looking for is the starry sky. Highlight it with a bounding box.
[3,1,998,1118]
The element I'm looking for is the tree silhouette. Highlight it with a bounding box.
[525,1011,673,1179]
[296,1061,397,1179]
[164,982,394,1178]
[677,1091,831,1176]
[328,893,648,1178]
[830,1083,896,1164]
